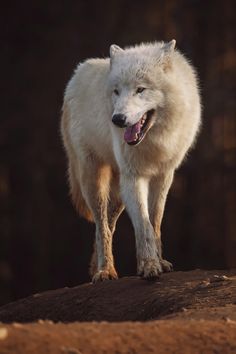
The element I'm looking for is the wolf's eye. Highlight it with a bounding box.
[136,87,145,94]
[114,89,119,95]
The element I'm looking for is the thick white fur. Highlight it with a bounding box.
[61,40,201,282]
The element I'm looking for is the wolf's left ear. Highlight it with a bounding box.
[161,39,176,71]
[163,39,176,54]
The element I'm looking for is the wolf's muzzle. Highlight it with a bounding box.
[112,114,127,128]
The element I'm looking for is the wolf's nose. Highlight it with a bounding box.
[112,114,127,128]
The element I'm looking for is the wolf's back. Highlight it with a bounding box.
[61,102,94,222]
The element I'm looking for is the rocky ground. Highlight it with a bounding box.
[0,269,236,353]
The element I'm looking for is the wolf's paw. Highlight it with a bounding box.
[138,259,162,280]
[92,268,118,283]
[161,259,173,273]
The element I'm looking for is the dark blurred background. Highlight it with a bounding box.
[1,0,235,305]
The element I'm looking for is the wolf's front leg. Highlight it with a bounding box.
[120,175,162,279]
[148,171,174,272]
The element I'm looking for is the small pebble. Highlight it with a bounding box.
[12,322,23,328]
[61,346,82,354]
[33,293,41,298]
[0,328,8,340]
[198,280,210,288]
[225,317,236,324]
[213,275,230,282]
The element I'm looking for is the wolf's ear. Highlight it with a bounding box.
[161,39,176,71]
[110,45,123,67]
[110,44,123,58]
[163,39,176,54]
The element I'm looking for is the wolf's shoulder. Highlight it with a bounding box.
[65,57,110,101]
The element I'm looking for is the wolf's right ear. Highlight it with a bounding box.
[110,45,123,66]
[110,44,123,58]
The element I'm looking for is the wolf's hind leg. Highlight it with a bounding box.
[89,241,98,278]
[148,171,174,272]
[81,161,117,282]
[108,172,124,234]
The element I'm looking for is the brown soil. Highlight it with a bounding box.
[0,269,236,353]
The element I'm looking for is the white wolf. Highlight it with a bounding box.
[61,40,201,282]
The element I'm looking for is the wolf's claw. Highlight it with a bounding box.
[161,259,173,273]
[138,259,162,280]
[92,269,118,283]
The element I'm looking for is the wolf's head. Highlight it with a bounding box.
[108,40,176,146]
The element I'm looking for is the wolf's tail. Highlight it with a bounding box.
[61,102,94,223]
[68,164,94,223]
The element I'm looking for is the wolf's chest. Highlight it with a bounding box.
[119,145,166,177]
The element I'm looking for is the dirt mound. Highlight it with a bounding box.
[0,270,236,353]
[0,269,236,323]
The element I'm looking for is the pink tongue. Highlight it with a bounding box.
[124,120,142,143]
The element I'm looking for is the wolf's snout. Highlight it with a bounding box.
[112,114,127,128]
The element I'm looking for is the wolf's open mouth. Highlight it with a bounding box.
[124,109,155,146]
